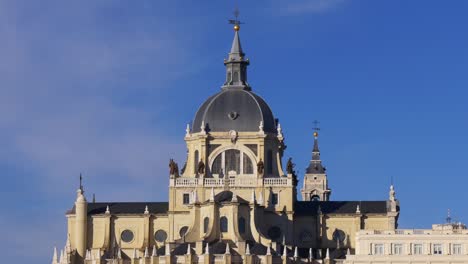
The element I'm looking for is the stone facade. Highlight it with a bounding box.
[344,222,468,263]
[52,24,399,264]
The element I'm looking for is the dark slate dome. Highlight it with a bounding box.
[192,89,276,133]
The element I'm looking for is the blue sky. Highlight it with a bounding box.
[1,0,467,263]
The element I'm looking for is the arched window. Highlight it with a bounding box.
[238,217,246,234]
[311,195,320,201]
[233,72,239,82]
[267,150,273,174]
[220,216,228,232]
[210,148,254,177]
[243,154,253,174]
[194,150,199,174]
[212,154,222,175]
[203,217,209,233]
[225,149,240,174]
[227,72,232,83]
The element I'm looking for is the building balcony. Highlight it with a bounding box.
[171,177,292,188]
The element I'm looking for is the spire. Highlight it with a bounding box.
[282,245,287,257]
[223,11,250,90]
[306,131,325,174]
[266,244,271,255]
[245,243,250,255]
[52,247,58,264]
[205,243,210,254]
[309,248,313,261]
[145,247,149,258]
[225,242,230,254]
[152,245,158,257]
[294,246,298,258]
[187,243,191,255]
[230,30,243,57]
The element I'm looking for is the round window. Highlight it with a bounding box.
[267,226,282,240]
[154,230,167,242]
[121,229,134,243]
[179,226,189,237]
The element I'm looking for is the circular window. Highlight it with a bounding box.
[267,226,282,240]
[154,230,168,242]
[121,229,134,243]
[179,226,189,237]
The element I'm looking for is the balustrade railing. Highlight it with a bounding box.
[264,178,290,186]
[175,178,198,187]
[173,177,291,187]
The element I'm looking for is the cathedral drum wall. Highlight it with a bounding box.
[293,216,318,248]
[151,216,169,247]
[113,216,146,249]
[363,215,391,231]
[87,217,106,249]
[322,215,361,249]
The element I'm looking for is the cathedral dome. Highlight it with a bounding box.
[192,89,276,133]
[192,24,277,133]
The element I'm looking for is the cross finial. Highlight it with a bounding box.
[312,120,320,132]
[312,120,320,138]
[79,173,83,191]
[228,7,244,31]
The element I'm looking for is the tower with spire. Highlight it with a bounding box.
[301,131,331,201]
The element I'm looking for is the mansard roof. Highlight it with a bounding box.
[66,202,169,215]
[294,201,389,216]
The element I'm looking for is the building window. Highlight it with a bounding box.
[179,226,189,238]
[453,244,463,255]
[233,71,239,82]
[267,226,282,241]
[194,150,199,174]
[154,230,168,242]
[225,149,240,174]
[243,154,253,174]
[267,150,273,174]
[203,217,209,233]
[271,193,278,205]
[183,193,190,205]
[211,149,255,176]
[220,216,228,232]
[413,244,423,255]
[238,217,246,234]
[433,243,443,255]
[374,244,384,255]
[121,230,134,243]
[212,154,222,175]
[393,243,403,255]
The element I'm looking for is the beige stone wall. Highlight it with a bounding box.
[345,227,468,263]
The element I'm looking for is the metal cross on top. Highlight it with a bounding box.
[229,7,244,30]
[312,120,321,132]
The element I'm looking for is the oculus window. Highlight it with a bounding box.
[121,230,134,243]
[267,226,282,241]
[154,230,167,242]
[179,226,189,238]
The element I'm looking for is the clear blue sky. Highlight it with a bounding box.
[1,1,467,263]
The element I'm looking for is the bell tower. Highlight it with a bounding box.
[301,131,331,201]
